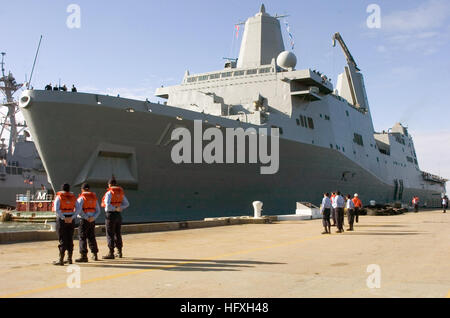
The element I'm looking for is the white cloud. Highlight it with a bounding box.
[390,66,419,79]
[383,0,450,32]
[423,48,438,55]
[377,45,387,53]
[375,0,450,56]
[77,75,177,101]
[416,31,439,39]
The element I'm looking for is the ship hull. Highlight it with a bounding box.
[20,91,444,223]
[0,173,49,207]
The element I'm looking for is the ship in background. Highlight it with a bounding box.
[19,5,446,223]
[0,52,51,208]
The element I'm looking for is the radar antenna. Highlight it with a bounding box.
[0,52,24,158]
[1,52,6,77]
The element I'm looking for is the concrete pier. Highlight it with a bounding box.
[0,210,449,298]
[0,216,274,244]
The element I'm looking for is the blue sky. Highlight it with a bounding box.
[1,0,450,181]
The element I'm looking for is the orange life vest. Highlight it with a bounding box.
[101,186,124,208]
[79,191,98,213]
[54,191,76,214]
[352,197,362,208]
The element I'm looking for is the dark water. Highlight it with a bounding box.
[0,222,54,233]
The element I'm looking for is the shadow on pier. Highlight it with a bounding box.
[79,257,285,272]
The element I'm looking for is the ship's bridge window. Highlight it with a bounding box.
[300,115,306,127]
[5,166,20,175]
[395,135,405,145]
[233,70,245,76]
[406,156,414,163]
[307,117,315,130]
[246,69,257,75]
[187,77,198,83]
[259,67,272,74]
[221,72,232,78]
[209,73,220,80]
[198,75,209,81]
[353,133,364,146]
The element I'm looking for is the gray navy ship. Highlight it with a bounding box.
[19,5,446,222]
[0,52,50,207]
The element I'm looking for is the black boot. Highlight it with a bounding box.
[116,248,123,258]
[92,253,99,261]
[102,249,115,260]
[75,253,88,263]
[53,251,65,266]
[66,251,73,264]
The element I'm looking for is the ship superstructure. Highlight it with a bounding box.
[19,5,446,222]
[0,53,50,207]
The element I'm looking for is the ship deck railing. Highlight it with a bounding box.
[422,172,448,184]
[16,193,54,202]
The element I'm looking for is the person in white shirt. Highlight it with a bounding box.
[334,191,345,233]
[345,194,355,231]
[320,193,332,234]
[330,192,337,227]
[442,196,448,214]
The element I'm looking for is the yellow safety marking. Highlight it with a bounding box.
[1,234,326,298]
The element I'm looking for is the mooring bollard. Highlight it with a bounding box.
[253,201,263,218]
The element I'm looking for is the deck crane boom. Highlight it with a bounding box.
[332,32,360,72]
[332,32,369,110]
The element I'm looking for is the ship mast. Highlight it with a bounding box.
[0,52,24,159]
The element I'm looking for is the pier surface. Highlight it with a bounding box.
[0,210,449,298]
